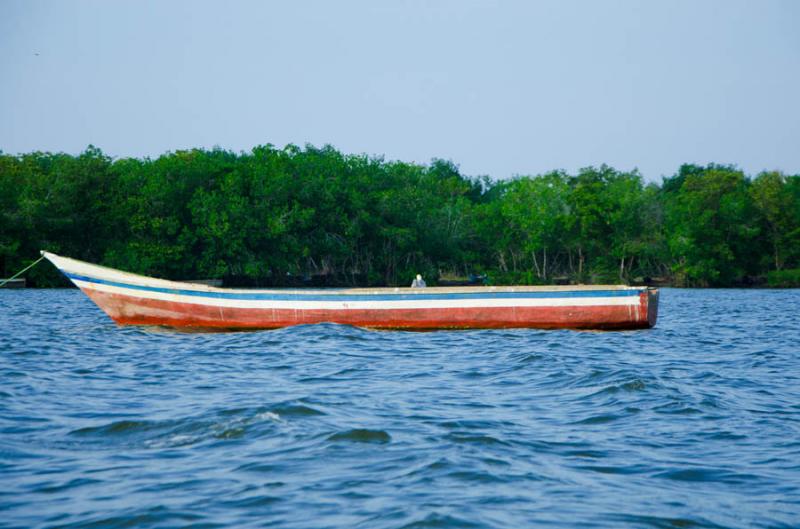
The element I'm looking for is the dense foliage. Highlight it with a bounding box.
[1,145,799,287]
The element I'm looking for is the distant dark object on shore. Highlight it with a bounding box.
[632,277,671,287]
[0,279,26,288]
[437,274,488,287]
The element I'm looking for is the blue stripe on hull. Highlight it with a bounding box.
[66,273,643,302]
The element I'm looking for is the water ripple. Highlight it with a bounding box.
[1,288,799,528]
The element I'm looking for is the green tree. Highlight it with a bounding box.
[664,164,758,286]
[750,171,799,271]
[500,172,569,281]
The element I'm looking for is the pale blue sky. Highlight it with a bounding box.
[1,0,798,180]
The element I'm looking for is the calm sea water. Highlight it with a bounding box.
[1,288,799,528]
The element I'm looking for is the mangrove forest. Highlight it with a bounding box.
[1,144,799,288]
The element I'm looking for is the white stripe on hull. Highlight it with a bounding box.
[72,279,640,310]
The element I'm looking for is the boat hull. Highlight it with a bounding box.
[43,252,659,331]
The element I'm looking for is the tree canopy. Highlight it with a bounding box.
[1,145,798,287]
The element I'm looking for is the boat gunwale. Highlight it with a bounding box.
[42,251,653,296]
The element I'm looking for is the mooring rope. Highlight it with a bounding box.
[0,255,45,288]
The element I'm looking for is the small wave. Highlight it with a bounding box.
[573,464,648,475]
[327,428,391,443]
[67,407,283,449]
[398,457,455,479]
[621,379,648,391]
[253,411,281,422]
[221,495,282,508]
[235,462,283,473]
[58,506,206,528]
[572,414,620,425]
[583,378,651,399]
[437,419,514,430]
[273,322,374,342]
[268,403,325,417]
[213,427,246,440]
[70,420,160,436]
[699,431,748,441]
[444,433,509,446]
[134,478,216,494]
[398,512,482,528]
[570,368,656,389]
[653,467,761,484]
[653,402,703,415]
[446,470,507,484]
[33,477,102,494]
[514,352,546,363]
[605,512,727,528]
[564,449,606,459]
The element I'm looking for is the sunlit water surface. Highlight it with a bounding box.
[1,288,799,528]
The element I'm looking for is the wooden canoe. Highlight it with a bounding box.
[42,251,659,330]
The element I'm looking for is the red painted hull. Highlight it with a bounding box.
[81,287,659,330]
